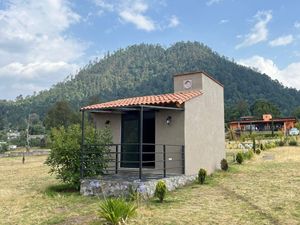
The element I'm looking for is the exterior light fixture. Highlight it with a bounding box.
[166,116,172,125]
[105,120,110,125]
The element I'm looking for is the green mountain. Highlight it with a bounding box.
[1,41,300,129]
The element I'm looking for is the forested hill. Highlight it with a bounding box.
[1,41,300,129]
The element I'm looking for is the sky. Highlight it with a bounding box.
[0,0,300,100]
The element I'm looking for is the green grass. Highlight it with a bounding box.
[1,147,300,224]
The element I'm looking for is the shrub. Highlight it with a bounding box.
[154,180,167,203]
[243,150,254,160]
[255,149,261,155]
[278,140,285,146]
[45,124,112,188]
[289,140,298,146]
[236,152,244,164]
[128,185,141,205]
[198,168,207,184]
[0,143,8,153]
[98,198,137,225]
[260,143,265,150]
[264,142,277,150]
[220,159,228,171]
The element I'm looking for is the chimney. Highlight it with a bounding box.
[173,72,204,92]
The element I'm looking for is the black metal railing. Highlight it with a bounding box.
[80,143,185,180]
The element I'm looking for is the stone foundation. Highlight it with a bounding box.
[80,174,197,198]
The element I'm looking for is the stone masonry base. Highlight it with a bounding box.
[80,174,197,198]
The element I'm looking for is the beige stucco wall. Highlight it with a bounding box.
[174,72,203,92]
[184,74,225,175]
[92,112,122,144]
[155,110,184,174]
[92,112,122,171]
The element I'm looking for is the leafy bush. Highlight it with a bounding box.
[255,149,261,155]
[236,152,244,164]
[278,140,285,146]
[260,143,265,150]
[243,150,254,160]
[220,159,228,171]
[45,124,112,188]
[0,142,8,153]
[98,198,137,225]
[128,185,141,205]
[289,140,298,146]
[154,180,167,203]
[198,168,207,184]
[264,142,277,150]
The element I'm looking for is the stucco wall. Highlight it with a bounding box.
[184,75,225,175]
[92,112,122,170]
[174,73,203,92]
[155,110,184,174]
[92,112,121,144]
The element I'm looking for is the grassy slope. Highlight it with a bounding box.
[1,148,300,225]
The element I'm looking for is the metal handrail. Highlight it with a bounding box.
[80,143,185,180]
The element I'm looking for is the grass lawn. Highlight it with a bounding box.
[1,147,300,224]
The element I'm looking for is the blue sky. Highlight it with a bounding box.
[0,0,300,99]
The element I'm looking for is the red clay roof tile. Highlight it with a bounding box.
[81,90,202,110]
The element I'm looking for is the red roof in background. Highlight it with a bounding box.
[81,90,202,111]
[229,117,297,124]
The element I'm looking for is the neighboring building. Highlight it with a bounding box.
[80,71,225,178]
[7,131,20,140]
[229,114,297,134]
[28,134,45,140]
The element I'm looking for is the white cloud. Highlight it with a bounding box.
[168,15,180,28]
[269,35,294,47]
[119,1,155,31]
[294,21,300,28]
[238,55,300,90]
[206,0,223,6]
[0,0,85,99]
[93,0,178,31]
[236,10,272,49]
[0,61,78,80]
[219,19,229,24]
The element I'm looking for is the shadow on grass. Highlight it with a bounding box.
[44,183,79,197]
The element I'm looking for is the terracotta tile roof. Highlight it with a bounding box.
[81,90,202,110]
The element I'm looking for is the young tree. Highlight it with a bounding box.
[44,101,80,130]
[45,124,112,188]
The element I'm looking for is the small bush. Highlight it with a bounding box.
[255,149,261,155]
[243,150,254,160]
[278,140,285,146]
[236,152,244,164]
[198,168,207,184]
[220,159,228,171]
[98,198,137,225]
[260,143,265,150]
[154,180,167,203]
[289,140,298,146]
[264,142,277,150]
[128,185,141,205]
[0,143,8,153]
